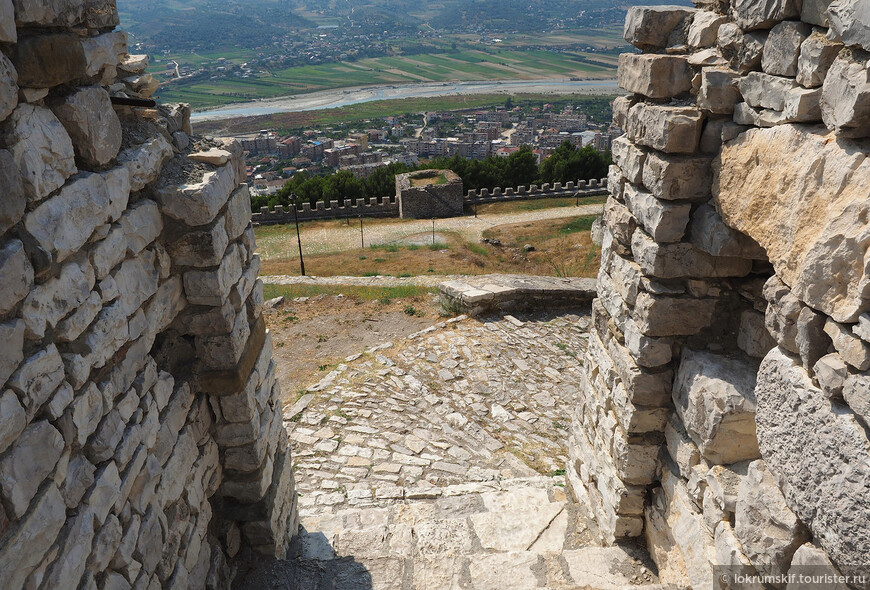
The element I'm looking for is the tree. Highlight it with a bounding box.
[538,141,611,185]
[503,146,538,188]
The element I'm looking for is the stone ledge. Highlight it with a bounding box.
[440,274,597,316]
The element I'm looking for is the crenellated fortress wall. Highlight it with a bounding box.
[571,1,870,588]
[0,2,297,589]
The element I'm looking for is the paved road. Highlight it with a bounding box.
[255,203,604,260]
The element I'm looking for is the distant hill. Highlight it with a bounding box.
[118,0,692,52]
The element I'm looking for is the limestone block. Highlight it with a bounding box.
[0,420,64,518]
[89,514,122,572]
[738,309,777,358]
[618,54,692,99]
[167,222,229,268]
[607,165,625,202]
[120,199,163,256]
[698,67,741,114]
[60,453,95,509]
[7,344,64,420]
[0,149,25,235]
[0,53,17,124]
[688,10,727,48]
[707,462,750,513]
[801,0,833,25]
[119,136,174,192]
[623,184,691,243]
[603,198,638,255]
[0,389,25,456]
[24,172,110,264]
[50,86,122,168]
[611,136,646,185]
[623,5,696,50]
[714,125,870,322]
[786,543,849,590]
[183,244,244,306]
[41,506,96,590]
[119,54,150,75]
[756,347,870,580]
[87,460,121,525]
[611,95,636,129]
[718,23,767,72]
[842,372,870,424]
[731,0,801,30]
[195,311,251,370]
[144,276,187,337]
[80,31,125,80]
[225,185,253,241]
[820,53,870,137]
[632,228,752,279]
[632,291,719,337]
[827,0,870,51]
[625,102,704,154]
[795,305,830,370]
[55,291,101,343]
[100,166,132,224]
[0,484,66,590]
[155,163,237,227]
[782,87,823,123]
[813,353,849,398]
[735,459,810,583]
[761,21,812,76]
[0,104,76,202]
[664,414,701,479]
[0,0,14,43]
[114,250,160,317]
[713,521,763,589]
[824,318,870,370]
[690,204,767,260]
[796,32,841,88]
[0,239,33,316]
[642,151,713,201]
[9,33,86,87]
[673,349,761,464]
[125,73,159,98]
[645,486,692,589]
[738,71,799,111]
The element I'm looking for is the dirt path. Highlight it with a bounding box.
[255,203,604,259]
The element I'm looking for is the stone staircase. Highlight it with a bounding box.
[233,476,670,590]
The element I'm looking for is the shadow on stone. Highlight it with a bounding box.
[231,528,375,590]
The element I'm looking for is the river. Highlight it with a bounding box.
[189,78,620,122]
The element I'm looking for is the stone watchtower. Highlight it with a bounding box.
[395,169,464,219]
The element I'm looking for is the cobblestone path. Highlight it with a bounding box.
[233,309,667,590]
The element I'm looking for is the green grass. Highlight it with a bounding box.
[159,45,618,109]
[262,283,437,301]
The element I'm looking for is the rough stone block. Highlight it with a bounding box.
[786,543,850,590]
[756,347,870,581]
[183,244,244,306]
[715,125,870,322]
[0,420,64,518]
[618,53,692,99]
[155,163,237,227]
[0,239,33,316]
[642,151,712,201]
[842,372,870,425]
[24,172,110,264]
[119,136,174,192]
[623,184,691,243]
[688,10,727,48]
[738,71,799,111]
[820,52,870,137]
[761,20,812,76]
[827,0,870,52]
[689,204,767,259]
[611,136,646,185]
[632,291,718,337]
[0,104,76,202]
[623,5,696,50]
[7,344,64,420]
[718,23,767,72]
[50,86,122,168]
[625,103,704,154]
[813,353,850,398]
[631,228,752,279]
[0,389,25,456]
[673,349,761,464]
[8,33,86,87]
[824,318,870,371]
[796,32,841,88]
[167,222,229,268]
[783,87,823,123]
[0,53,17,124]
[735,459,810,583]
[0,0,14,43]
[698,67,741,114]
[731,0,800,30]
[738,309,777,359]
[0,149,25,235]
[0,484,66,590]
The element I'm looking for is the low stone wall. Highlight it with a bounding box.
[0,4,296,589]
[573,2,870,588]
[440,275,597,317]
[250,178,609,225]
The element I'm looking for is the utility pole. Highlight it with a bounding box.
[432,217,435,246]
[359,215,364,249]
[292,194,305,276]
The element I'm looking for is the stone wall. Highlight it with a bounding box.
[570,1,870,588]
[396,169,464,219]
[0,3,297,589]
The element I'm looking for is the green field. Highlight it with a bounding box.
[157,42,621,109]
